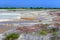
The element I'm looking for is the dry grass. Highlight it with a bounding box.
[0,28,11,33]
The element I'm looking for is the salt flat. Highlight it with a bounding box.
[0,9,57,33]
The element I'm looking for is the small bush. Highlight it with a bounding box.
[5,33,19,40]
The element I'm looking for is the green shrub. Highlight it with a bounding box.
[50,28,58,32]
[5,33,19,40]
[39,30,48,35]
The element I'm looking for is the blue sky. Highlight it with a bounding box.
[0,0,60,8]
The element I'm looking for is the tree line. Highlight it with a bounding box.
[0,7,60,9]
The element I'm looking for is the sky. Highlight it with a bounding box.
[0,0,60,8]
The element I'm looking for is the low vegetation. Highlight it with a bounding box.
[39,30,48,35]
[5,33,19,40]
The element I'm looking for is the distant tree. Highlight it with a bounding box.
[30,7,33,9]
